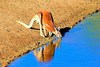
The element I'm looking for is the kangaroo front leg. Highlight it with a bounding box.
[49,32,52,37]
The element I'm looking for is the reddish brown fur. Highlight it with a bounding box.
[39,11,56,32]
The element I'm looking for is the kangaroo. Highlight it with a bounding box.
[16,10,62,38]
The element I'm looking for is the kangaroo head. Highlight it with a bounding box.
[53,27,62,38]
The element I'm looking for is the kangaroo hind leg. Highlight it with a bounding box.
[37,12,45,37]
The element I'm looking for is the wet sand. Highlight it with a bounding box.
[0,0,100,67]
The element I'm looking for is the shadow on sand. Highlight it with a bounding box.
[60,27,71,37]
[30,26,71,38]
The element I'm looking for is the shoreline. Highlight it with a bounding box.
[7,10,100,67]
[7,9,100,67]
[0,0,100,67]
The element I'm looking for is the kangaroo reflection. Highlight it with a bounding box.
[34,39,61,62]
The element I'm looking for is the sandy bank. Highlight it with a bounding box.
[0,0,100,67]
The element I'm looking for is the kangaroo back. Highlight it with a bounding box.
[39,11,56,32]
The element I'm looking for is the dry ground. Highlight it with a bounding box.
[0,0,100,67]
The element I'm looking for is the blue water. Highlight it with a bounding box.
[8,12,100,67]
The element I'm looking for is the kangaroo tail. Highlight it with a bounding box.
[16,20,31,29]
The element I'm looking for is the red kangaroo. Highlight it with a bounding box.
[17,10,62,38]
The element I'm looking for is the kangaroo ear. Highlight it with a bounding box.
[57,27,60,31]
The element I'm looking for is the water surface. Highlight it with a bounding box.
[8,12,100,67]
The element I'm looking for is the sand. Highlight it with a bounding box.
[0,0,100,67]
